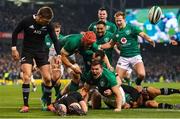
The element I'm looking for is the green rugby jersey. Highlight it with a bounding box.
[113,24,142,57]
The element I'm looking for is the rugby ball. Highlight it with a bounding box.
[148,6,162,24]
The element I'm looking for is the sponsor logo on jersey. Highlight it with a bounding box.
[33,30,42,34]
[121,37,127,44]
[100,80,105,87]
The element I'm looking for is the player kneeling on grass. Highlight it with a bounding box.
[121,84,180,109]
[53,88,88,116]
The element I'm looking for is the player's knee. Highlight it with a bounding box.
[44,79,51,86]
[91,91,102,109]
[137,73,145,79]
[23,73,31,82]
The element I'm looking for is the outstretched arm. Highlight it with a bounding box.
[79,100,88,113]
[100,40,115,49]
[139,32,155,47]
[111,85,122,112]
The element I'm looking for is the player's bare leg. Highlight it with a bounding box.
[39,64,55,112]
[20,64,32,113]
[133,62,145,86]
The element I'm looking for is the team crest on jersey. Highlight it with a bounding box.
[121,37,127,44]
[100,80,105,87]
[115,34,119,38]
[125,30,131,35]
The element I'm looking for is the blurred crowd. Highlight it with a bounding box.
[0,44,180,83]
[0,2,98,34]
[0,2,180,84]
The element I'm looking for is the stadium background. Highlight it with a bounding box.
[0,0,179,85]
[0,0,180,118]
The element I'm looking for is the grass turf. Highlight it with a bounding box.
[0,82,180,118]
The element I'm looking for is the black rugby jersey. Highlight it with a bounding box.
[12,15,60,53]
[56,92,83,107]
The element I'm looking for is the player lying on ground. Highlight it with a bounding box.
[53,88,88,116]
[120,84,180,109]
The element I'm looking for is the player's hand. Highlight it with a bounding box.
[104,89,112,96]
[171,40,178,46]
[71,64,82,74]
[54,55,62,64]
[12,49,20,61]
[108,66,114,72]
[149,40,155,47]
[122,103,131,109]
[114,108,121,112]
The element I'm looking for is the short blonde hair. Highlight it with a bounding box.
[114,11,125,19]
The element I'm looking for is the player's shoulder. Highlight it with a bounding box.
[106,21,116,26]
[20,15,34,24]
[105,31,113,36]
[90,21,98,25]
[102,68,116,79]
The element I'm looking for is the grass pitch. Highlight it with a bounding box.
[0,82,180,118]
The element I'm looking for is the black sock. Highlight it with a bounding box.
[22,84,30,106]
[160,88,180,95]
[51,80,57,87]
[56,91,62,101]
[44,85,52,106]
[158,103,174,109]
[135,78,142,85]
[54,83,61,96]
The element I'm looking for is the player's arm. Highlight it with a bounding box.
[100,39,115,49]
[81,83,90,103]
[48,24,61,55]
[139,32,155,47]
[11,19,25,61]
[111,85,122,112]
[79,100,88,113]
[103,54,114,71]
[114,44,120,55]
[61,48,81,74]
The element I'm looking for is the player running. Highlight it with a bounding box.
[100,11,155,86]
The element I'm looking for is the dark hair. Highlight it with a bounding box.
[93,50,105,60]
[91,60,103,67]
[98,7,107,11]
[37,6,54,19]
[52,22,61,29]
[96,21,106,26]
